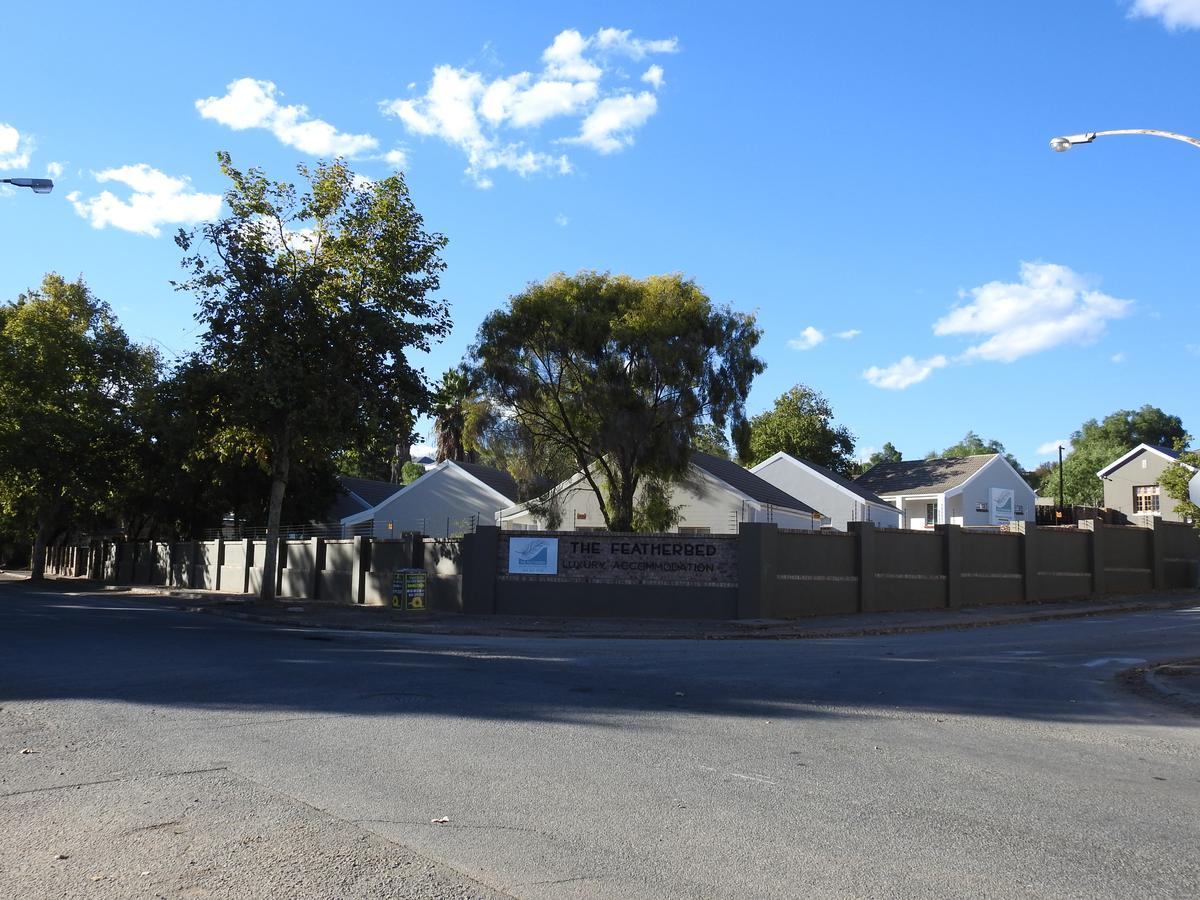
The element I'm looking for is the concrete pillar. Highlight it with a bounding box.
[1150,516,1166,590]
[351,535,369,604]
[461,526,499,614]
[1010,521,1039,603]
[1080,519,1105,597]
[189,541,200,588]
[849,521,876,613]
[310,537,324,599]
[940,524,962,608]
[736,522,777,619]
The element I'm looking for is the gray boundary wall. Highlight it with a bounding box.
[40,518,1200,619]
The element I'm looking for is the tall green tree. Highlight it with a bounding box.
[931,431,1024,475]
[176,153,449,602]
[746,385,855,474]
[433,364,489,463]
[856,441,902,474]
[1057,406,1189,505]
[692,422,732,459]
[0,274,158,579]
[474,271,763,532]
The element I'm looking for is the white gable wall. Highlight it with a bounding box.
[948,457,1036,526]
[357,463,515,538]
[752,455,900,530]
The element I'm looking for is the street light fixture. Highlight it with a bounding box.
[1,177,54,194]
[1049,129,1200,153]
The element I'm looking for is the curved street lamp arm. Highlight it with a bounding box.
[1092,128,1200,150]
[1050,129,1200,152]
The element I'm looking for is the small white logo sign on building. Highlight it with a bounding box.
[508,537,559,575]
[990,487,1015,525]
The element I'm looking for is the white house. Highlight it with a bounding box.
[497,451,820,534]
[751,452,901,530]
[341,460,519,538]
[854,454,1035,528]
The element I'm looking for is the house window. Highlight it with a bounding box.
[1133,485,1160,513]
[925,502,938,526]
[679,526,711,535]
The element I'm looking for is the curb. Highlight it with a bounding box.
[134,591,1196,642]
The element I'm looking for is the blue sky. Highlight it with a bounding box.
[2,0,1197,467]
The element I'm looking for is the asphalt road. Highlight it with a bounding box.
[2,584,1199,899]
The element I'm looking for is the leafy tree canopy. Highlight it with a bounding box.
[692,423,731,459]
[746,385,855,474]
[401,461,426,485]
[176,152,449,600]
[474,271,763,532]
[1160,452,1200,525]
[930,431,1024,474]
[1056,406,1189,506]
[0,274,158,578]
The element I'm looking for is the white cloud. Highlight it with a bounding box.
[0,123,33,169]
[382,148,408,168]
[788,326,826,351]
[383,27,676,186]
[67,164,222,237]
[569,92,658,153]
[862,355,948,390]
[592,28,679,59]
[836,329,861,340]
[1128,0,1200,29]
[934,262,1132,363]
[46,161,64,179]
[641,65,665,89]
[555,213,569,227]
[1036,439,1072,457]
[197,78,379,157]
[410,443,436,460]
[1110,352,1126,363]
[543,29,604,81]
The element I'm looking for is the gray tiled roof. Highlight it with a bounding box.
[854,454,996,495]
[691,452,818,514]
[453,461,519,502]
[793,457,893,507]
[338,475,403,508]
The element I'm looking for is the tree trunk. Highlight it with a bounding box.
[608,474,638,533]
[30,518,50,582]
[29,500,62,582]
[257,439,291,604]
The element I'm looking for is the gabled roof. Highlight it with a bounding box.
[752,452,893,508]
[326,475,402,522]
[497,452,819,519]
[451,460,519,502]
[690,452,817,514]
[855,455,996,496]
[341,460,519,525]
[1096,443,1194,478]
[338,475,404,508]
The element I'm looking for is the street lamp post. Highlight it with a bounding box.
[1049,129,1200,153]
[1,177,54,194]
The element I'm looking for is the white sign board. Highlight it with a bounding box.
[508,537,559,576]
[990,487,1015,525]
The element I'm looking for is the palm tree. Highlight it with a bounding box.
[433,366,474,463]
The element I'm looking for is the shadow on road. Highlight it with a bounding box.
[2,585,1197,728]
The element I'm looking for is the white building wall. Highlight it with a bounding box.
[752,456,900,530]
[367,465,514,538]
[952,460,1036,526]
